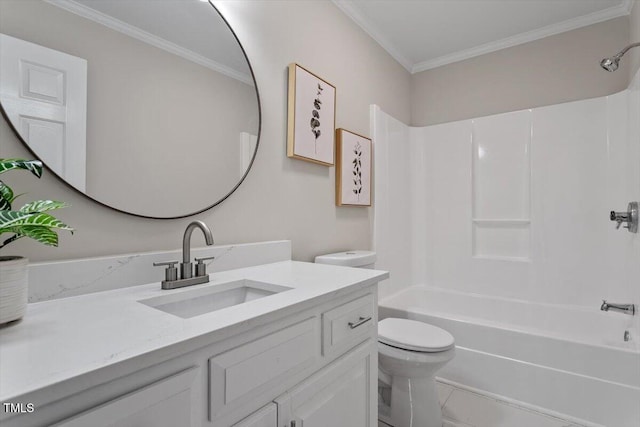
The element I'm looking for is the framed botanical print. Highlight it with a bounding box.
[287,63,336,166]
[336,128,372,207]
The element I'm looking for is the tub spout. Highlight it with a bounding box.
[601,300,635,315]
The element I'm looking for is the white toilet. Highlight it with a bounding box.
[315,251,455,427]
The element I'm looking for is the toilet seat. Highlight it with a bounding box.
[378,318,455,352]
[379,340,456,368]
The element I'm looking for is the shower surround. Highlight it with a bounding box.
[373,70,640,426]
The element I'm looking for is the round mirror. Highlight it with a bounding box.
[0,0,260,218]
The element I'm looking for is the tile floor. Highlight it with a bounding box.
[378,380,587,427]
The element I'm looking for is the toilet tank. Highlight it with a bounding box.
[314,250,377,269]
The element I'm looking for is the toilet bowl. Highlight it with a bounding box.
[314,251,455,427]
[378,318,455,427]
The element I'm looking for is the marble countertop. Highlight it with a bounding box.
[0,261,388,401]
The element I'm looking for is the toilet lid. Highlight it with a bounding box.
[378,318,455,352]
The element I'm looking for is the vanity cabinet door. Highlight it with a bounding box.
[53,367,199,427]
[209,317,319,420]
[275,340,375,427]
[232,403,277,427]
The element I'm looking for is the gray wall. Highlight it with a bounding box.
[410,16,631,126]
[1,0,411,262]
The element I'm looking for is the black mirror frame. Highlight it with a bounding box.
[0,2,261,220]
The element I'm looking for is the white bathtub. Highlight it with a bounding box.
[379,286,640,427]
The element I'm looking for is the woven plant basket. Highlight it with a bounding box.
[0,256,28,325]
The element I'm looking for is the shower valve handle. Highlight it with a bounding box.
[610,202,638,233]
[610,211,626,229]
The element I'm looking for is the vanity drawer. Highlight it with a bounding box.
[208,317,319,419]
[322,294,375,355]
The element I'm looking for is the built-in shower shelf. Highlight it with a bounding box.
[471,109,532,261]
[472,218,531,260]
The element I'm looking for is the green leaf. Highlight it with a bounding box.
[13,212,73,231]
[0,211,73,235]
[0,180,14,207]
[9,225,59,247]
[0,210,34,229]
[19,200,69,213]
[0,159,73,251]
[0,183,11,211]
[0,159,43,178]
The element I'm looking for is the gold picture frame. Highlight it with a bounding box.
[287,63,336,166]
[336,128,372,207]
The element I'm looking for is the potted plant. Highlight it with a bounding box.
[0,159,73,325]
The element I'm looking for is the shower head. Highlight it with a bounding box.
[600,42,640,72]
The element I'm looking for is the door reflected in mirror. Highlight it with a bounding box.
[0,0,260,218]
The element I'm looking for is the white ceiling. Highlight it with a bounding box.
[333,0,634,73]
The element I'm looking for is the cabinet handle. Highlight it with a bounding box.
[348,316,372,329]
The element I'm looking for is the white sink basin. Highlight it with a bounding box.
[138,279,292,319]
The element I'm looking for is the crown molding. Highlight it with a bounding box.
[331,0,414,73]
[43,0,253,85]
[413,0,634,73]
[332,0,634,75]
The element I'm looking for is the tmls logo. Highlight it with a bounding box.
[3,403,35,413]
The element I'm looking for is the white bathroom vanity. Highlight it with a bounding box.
[0,243,388,427]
